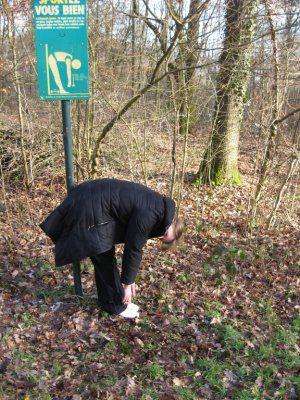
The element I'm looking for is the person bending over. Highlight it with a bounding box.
[39,178,184,318]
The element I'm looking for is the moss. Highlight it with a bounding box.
[214,166,226,185]
[231,167,242,185]
[195,159,241,186]
[211,164,241,186]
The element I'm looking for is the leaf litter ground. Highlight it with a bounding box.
[0,175,299,400]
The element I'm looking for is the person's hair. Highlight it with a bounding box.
[160,215,185,252]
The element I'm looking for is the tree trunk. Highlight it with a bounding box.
[183,0,202,133]
[2,0,31,188]
[251,0,281,217]
[197,0,258,185]
[131,0,138,95]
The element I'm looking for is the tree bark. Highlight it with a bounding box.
[2,0,30,188]
[182,0,202,134]
[197,0,258,185]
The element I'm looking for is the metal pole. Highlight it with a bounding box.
[61,100,83,297]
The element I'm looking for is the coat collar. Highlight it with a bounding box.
[149,195,176,238]
[148,195,175,239]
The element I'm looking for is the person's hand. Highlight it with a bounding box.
[131,282,136,299]
[123,283,136,304]
[123,284,132,304]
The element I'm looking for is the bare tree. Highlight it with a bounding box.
[1,0,31,188]
[197,0,259,185]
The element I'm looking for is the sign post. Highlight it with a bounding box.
[61,100,83,296]
[33,0,90,296]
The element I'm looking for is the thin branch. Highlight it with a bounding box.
[274,107,300,126]
[90,57,218,175]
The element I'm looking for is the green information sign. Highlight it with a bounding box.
[33,0,90,101]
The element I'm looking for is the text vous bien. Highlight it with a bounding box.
[35,5,85,15]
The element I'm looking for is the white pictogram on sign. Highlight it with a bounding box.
[46,45,81,94]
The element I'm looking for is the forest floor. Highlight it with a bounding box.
[0,133,299,399]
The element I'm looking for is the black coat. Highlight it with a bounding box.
[39,178,176,285]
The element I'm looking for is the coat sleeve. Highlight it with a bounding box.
[121,208,158,285]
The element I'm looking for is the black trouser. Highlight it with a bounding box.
[90,247,127,315]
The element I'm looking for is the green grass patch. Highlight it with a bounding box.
[146,363,165,380]
[140,389,161,399]
[202,246,249,282]
[176,272,193,283]
[35,284,74,300]
[195,358,227,395]
[119,340,131,355]
[175,387,197,399]
[204,300,223,319]
[216,323,246,352]
[191,307,299,398]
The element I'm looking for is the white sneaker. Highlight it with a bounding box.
[127,303,139,312]
[118,305,140,319]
